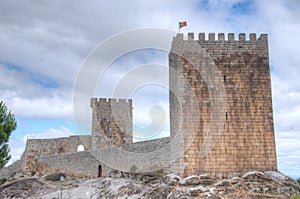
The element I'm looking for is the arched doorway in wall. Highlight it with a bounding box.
[98,165,102,177]
[77,144,84,152]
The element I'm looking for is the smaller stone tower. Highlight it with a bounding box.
[90,98,133,149]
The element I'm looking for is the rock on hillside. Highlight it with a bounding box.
[0,170,299,198]
[0,177,46,198]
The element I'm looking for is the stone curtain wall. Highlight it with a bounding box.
[122,137,170,153]
[90,98,133,149]
[91,137,171,173]
[34,137,170,177]
[169,33,277,177]
[37,151,103,178]
[21,135,91,171]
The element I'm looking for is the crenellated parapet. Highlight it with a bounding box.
[90,98,132,108]
[174,32,268,42]
[171,32,269,64]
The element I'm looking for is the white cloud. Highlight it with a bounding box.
[10,97,73,119]
[23,126,73,141]
[0,63,73,119]
[276,131,300,178]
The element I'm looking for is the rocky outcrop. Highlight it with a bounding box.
[0,177,46,198]
[0,160,21,180]
[0,170,299,198]
[42,171,66,181]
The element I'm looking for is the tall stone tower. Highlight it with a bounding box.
[90,98,133,149]
[169,33,277,177]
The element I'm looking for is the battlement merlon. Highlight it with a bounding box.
[173,32,268,42]
[90,98,133,108]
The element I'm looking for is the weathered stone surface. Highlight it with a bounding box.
[30,178,149,199]
[179,175,201,186]
[108,169,125,178]
[242,171,265,179]
[1,171,299,199]
[131,172,163,186]
[43,171,66,181]
[199,174,217,185]
[265,171,287,181]
[229,176,240,185]
[0,160,21,180]
[242,171,278,184]
[110,169,163,185]
[170,185,208,198]
[215,186,237,195]
[163,173,181,186]
[215,180,231,187]
[144,186,174,198]
[0,177,45,198]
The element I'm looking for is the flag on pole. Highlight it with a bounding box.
[178,21,187,32]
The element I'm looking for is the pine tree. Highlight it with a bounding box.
[0,101,17,169]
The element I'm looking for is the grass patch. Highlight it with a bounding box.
[130,164,138,174]
[0,178,6,185]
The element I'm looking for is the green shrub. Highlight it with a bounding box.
[0,178,6,185]
[130,164,138,174]
[292,195,300,199]
[297,178,300,185]
[155,169,167,176]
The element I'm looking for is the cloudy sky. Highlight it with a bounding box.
[0,0,299,178]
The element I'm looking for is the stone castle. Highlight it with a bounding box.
[20,32,277,178]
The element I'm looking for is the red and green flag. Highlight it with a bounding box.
[178,21,187,32]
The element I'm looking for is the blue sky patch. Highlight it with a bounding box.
[29,75,59,89]
[12,117,76,140]
[1,61,59,89]
[230,0,255,16]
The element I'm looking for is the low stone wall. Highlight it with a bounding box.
[37,151,108,178]
[35,137,171,177]
[122,137,170,153]
[22,135,91,171]
[91,137,171,173]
